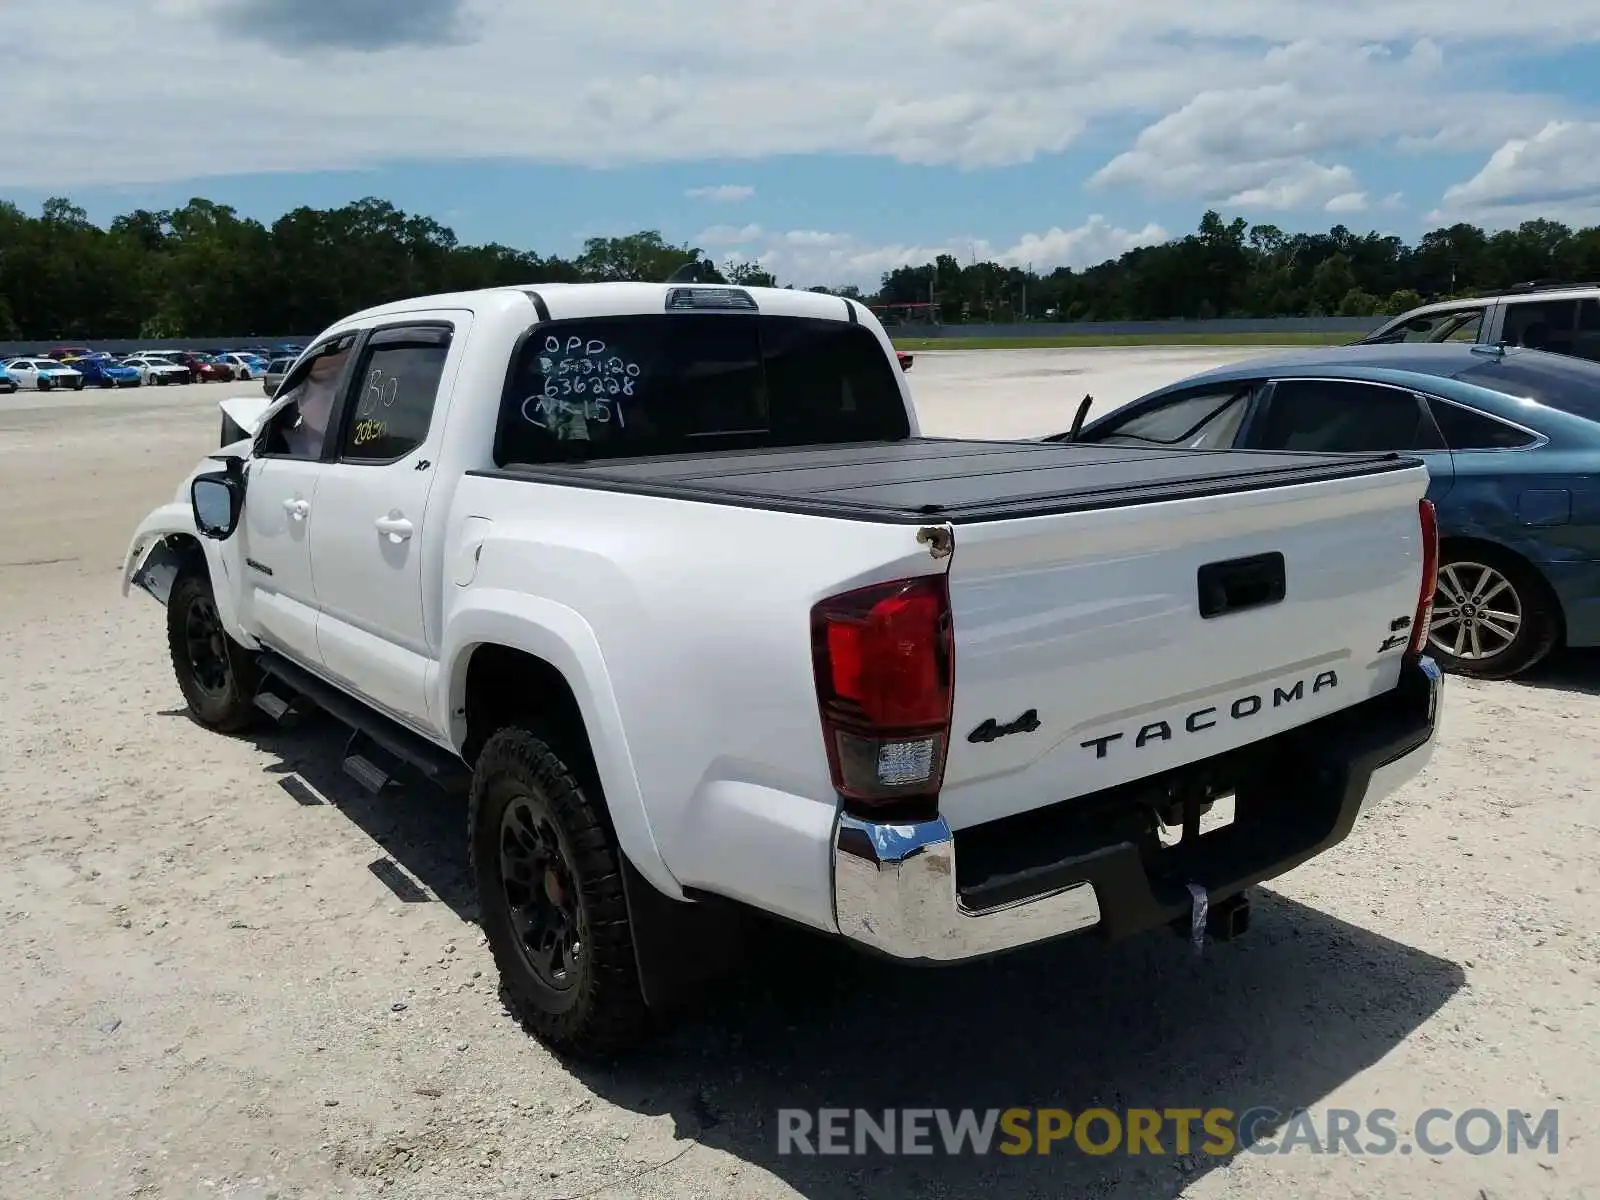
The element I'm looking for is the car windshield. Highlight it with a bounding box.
[1368,308,1485,344]
[1087,386,1253,448]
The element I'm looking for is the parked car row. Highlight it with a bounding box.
[1,343,306,392]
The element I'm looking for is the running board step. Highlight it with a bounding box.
[253,689,296,723]
[343,753,393,794]
[343,729,398,794]
[257,651,471,793]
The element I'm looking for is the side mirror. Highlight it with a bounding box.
[191,469,243,540]
[1066,393,1094,441]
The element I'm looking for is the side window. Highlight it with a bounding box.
[1092,388,1253,449]
[1250,380,1445,453]
[257,335,358,460]
[1572,299,1600,363]
[1427,399,1538,449]
[336,326,452,463]
[1502,299,1580,353]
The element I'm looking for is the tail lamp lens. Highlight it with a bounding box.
[811,575,953,813]
[1409,498,1439,657]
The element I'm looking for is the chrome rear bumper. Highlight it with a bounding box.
[832,816,1102,961]
[832,655,1442,963]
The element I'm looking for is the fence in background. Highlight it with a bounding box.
[0,316,1391,359]
[882,316,1387,339]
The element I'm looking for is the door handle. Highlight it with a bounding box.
[375,513,414,542]
[282,498,310,520]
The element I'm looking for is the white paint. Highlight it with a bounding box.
[121,283,1436,935]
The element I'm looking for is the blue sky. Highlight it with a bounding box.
[7,1,1600,289]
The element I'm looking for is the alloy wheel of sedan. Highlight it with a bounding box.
[1428,560,1522,662]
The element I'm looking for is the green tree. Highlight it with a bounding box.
[1383,288,1424,315]
[724,260,778,287]
[1310,254,1358,314]
[577,231,707,282]
[4,192,1596,339]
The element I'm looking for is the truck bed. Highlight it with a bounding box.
[476,438,1414,524]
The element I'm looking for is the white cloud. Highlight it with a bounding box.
[1224,163,1365,211]
[701,215,1169,290]
[984,216,1170,270]
[694,223,764,245]
[1088,36,1565,216]
[1430,121,1600,225]
[1324,192,1370,214]
[685,184,754,202]
[0,1,1592,187]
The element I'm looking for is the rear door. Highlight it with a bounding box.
[1239,377,1456,505]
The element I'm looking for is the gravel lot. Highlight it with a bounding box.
[2,352,1596,1200]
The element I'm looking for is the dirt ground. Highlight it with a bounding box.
[1,353,1596,1200]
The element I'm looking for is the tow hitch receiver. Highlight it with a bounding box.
[1206,891,1252,941]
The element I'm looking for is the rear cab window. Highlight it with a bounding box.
[494,313,909,465]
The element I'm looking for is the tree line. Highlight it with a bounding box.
[3,195,1598,340]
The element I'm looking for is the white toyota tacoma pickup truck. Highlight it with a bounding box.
[123,282,1443,1055]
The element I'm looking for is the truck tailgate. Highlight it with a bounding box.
[939,459,1430,830]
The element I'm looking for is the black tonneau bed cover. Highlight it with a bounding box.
[477,437,1415,524]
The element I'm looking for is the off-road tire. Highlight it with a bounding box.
[166,568,261,732]
[468,727,649,1057]
[1428,545,1561,680]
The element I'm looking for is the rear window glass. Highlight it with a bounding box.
[1458,354,1600,422]
[1426,399,1538,449]
[494,314,909,465]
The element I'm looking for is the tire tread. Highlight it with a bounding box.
[467,727,648,1057]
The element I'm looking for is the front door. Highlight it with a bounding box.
[236,334,363,668]
[238,456,325,666]
[308,318,463,731]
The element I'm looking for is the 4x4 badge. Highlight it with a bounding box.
[968,709,1042,744]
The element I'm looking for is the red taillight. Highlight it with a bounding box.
[811,574,953,818]
[1409,499,1439,657]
